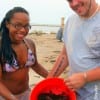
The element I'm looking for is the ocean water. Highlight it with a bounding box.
[29,25,60,34]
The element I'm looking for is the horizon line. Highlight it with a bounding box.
[31,23,61,27]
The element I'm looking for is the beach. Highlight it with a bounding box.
[26,33,69,88]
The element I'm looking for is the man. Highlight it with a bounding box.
[48,0,100,100]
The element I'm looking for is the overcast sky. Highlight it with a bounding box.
[0,0,100,25]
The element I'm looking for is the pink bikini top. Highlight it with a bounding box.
[3,40,35,72]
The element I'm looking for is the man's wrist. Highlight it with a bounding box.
[83,72,88,82]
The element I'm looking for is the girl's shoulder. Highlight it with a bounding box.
[24,38,36,53]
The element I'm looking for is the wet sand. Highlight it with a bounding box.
[26,33,68,88]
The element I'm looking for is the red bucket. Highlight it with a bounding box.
[30,78,76,100]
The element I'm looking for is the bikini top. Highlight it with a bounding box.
[3,39,35,72]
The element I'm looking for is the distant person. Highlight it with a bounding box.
[56,27,63,42]
[0,7,48,100]
[48,0,100,100]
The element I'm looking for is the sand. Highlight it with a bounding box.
[26,33,68,88]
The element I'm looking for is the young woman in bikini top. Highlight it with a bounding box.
[0,7,48,100]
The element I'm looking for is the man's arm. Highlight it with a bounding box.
[47,45,69,78]
[65,67,100,90]
[85,67,100,82]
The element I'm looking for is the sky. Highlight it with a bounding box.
[0,0,100,25]
[0,0,72,25]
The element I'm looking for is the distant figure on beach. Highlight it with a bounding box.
[56,27,63,42]
[0,7,48,100]
[48,0,100,100]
